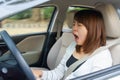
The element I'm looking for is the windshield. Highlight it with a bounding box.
[0,0,49,20]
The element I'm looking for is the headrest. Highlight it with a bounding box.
[66,10,78,28]
[96,4,120,38]
[62,10,77,33]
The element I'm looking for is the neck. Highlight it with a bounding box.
[75,45,82,53]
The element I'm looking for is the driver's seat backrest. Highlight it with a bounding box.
[96,4,120,65]
[47,32,74,69]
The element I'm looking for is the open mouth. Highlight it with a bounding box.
[73,34,79,40]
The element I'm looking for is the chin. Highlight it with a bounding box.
[76,43,82,46]
[75,40,82,45]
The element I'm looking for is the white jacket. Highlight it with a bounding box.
[41,42,112,80]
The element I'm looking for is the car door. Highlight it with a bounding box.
[0,6,56,66]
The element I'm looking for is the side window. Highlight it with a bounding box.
[117,8,120,19]
[0,6,55,35]
[63,7,89,30]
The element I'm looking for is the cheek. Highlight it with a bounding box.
[78,29,88,44]
[78,32,86,41]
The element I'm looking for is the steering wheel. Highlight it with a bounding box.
[0,30,36,80]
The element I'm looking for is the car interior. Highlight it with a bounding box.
[26,2,120,79]
[0,0,120,80]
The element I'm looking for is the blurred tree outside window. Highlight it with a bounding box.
[0,6,55,35]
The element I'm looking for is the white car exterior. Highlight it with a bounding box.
[0,0,49,20]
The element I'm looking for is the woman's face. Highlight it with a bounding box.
[72,20,88,45]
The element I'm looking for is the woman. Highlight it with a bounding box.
[32,9,112,80]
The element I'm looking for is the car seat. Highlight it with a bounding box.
[96,3,120,65]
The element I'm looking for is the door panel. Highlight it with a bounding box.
[18,35,45,65]
[5,35,46,65]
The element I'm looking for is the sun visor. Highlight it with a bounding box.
[0,0,49,20]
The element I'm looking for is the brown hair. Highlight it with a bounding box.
[74,9,106,53]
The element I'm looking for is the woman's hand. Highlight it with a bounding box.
[31,68,43,79]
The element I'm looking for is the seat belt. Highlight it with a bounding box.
[63,37,120,80]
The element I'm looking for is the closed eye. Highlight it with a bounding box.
[73,23,75,26]
[78,24,83,27]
